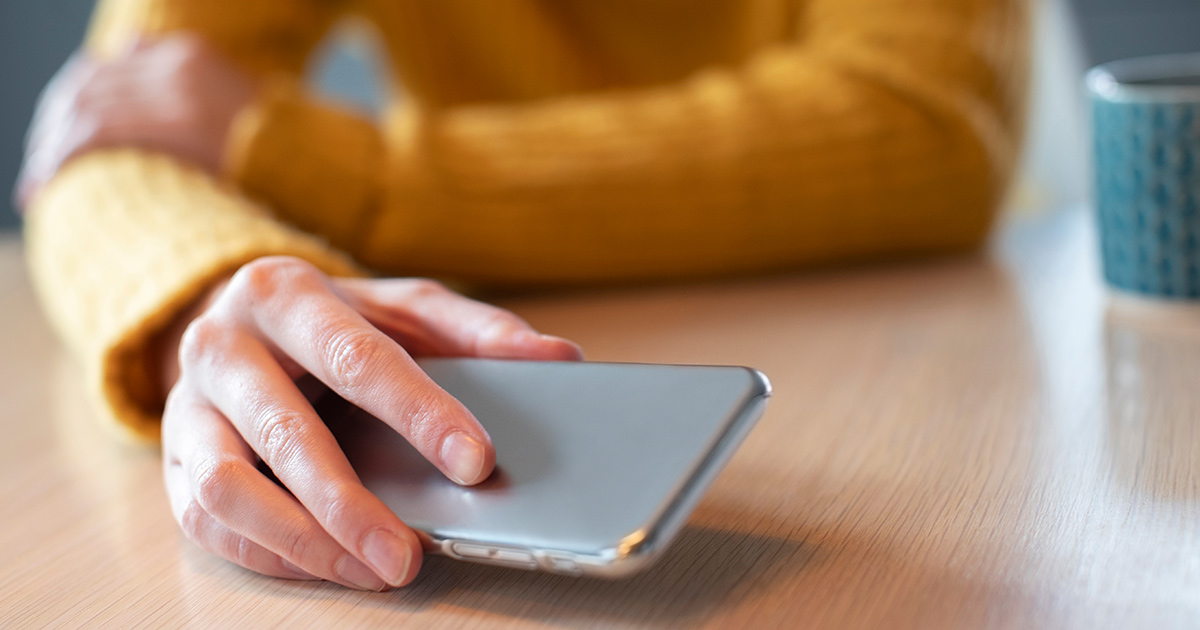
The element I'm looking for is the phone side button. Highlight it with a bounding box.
[544,555,583,576]
[450,543,493,560]
[491,548,536,567]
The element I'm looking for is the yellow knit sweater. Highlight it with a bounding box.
[26,0,1029,441]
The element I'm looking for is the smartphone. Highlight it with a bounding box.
[322,358,771,579]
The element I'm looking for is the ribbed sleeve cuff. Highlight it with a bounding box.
[26,151,364,442]
[226,80,384,256]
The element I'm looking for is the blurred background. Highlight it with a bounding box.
[0,0,383,233]
[0,0,1198,233]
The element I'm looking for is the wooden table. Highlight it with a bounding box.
[3,206,1200,629]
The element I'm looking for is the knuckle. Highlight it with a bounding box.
[481,310,524,339]
[160,389,191,439]
[404,278,448,299]
[230,256,318,305]
[232,535,257,568]
[63,80,92,112]
[278,524,312,566]
[318,487,357,534]
[322,328,385,393]
[256,408,311,467]
[191,455,243,514]
[177,316,228,369]
[69,80,113,118]
[396,388,451,446]
[72,113,108,151]
[179,499,207,542]
[63,99,104,141]
[472,310,528,354]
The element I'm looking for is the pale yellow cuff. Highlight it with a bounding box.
[27,151,364,443]
[226,79,385,257]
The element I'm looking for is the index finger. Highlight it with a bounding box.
[224,258,495,487]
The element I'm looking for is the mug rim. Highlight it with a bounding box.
[1088,53,1200,103]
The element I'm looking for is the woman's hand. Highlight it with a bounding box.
[159,256,583,590]
[16,34,255,208]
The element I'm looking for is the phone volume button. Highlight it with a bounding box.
[492,549,535,565]
[450,542,493,559]
[450,542,537,568]
[544,554,583,576]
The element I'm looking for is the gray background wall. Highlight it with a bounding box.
[1070,0,1200,65]
[0,0,380,233]
[1,0,94,231]
[1,0,1198,232]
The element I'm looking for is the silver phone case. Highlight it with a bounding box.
[325,359,771,579]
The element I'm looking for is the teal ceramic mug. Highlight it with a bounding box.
[1090,54,1200,299]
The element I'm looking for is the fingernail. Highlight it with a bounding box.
[335,553,386,591]
[543,335,585,360]
[441,431,487,485]
[362,529,412,586]
[521,331,584,360]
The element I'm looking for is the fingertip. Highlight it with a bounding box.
[362,527,423,587]
[398,529,425,586]
[515,331,584,361]
[440,430,494,486]
[550,336,586,361]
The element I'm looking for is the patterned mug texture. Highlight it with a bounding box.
[1090,54,1200,299]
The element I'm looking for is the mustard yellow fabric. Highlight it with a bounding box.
[26,0,1030,440]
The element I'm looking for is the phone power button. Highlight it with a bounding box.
[544,555,582,576]
[449,542,536,569]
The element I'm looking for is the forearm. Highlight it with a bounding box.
[233,0,1026,285]
[26,151,360,440]
[361,56,1011,284]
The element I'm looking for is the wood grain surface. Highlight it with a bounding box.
[3,206,1200,629]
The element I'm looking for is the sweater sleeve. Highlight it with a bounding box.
[231,0,1029,285]
[24,0,361,442]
